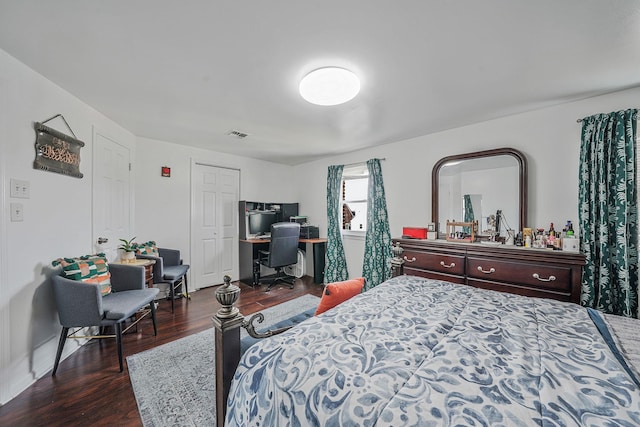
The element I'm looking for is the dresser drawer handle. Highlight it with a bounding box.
[403,256,416,263]
[477,266,495,274]
[440,261,456,268]
[532,273,556,282]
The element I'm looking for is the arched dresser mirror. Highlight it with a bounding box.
[432,148,527,237]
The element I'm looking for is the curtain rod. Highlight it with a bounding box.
[342,158,386,167]
[577,109,639,123]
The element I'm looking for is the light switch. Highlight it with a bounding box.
[10,203,24,222]
[10,179,30,199]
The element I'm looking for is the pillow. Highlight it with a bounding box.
[134,241,159,256]
[315,277,365,315]
[52,253,112,296]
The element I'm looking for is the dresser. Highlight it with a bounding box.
[392,238,586,303]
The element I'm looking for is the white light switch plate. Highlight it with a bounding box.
[10,203,24,222]
[10,179,30,199]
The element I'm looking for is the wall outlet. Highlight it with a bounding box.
[10,179,30,199]
[10,203,24,222]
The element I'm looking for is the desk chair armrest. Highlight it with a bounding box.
[52,275,104,326]
[110,264,146,291]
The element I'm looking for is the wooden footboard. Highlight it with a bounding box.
[211,276,293,426]
[211,276,244,427]
[211,314,243,427]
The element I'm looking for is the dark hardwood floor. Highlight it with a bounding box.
[0,277,323,426]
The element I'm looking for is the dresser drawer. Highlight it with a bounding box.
[466,256,572,292]
[402,250,465,276]
[405,267,465,284]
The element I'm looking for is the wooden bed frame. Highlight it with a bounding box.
[211,276,296,426]
[212,242,586,425]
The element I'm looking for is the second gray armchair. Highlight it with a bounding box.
[137,247,190,312]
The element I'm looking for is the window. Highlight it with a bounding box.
[342,164,368,232]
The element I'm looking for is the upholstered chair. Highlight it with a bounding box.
[51,263,159,374]
[137,247,190,313]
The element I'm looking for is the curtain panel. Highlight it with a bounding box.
[463,194,474,234]
[325,165,349,283]
[362,158,392,290]
[578,109,638,317]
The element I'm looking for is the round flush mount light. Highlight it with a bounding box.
[299,67,360,106]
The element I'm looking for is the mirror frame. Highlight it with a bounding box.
[432,147,528,235]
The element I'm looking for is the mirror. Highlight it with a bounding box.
[432,148,527,237]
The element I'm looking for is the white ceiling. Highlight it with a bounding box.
[1,1,639,165]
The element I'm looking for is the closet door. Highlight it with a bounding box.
[191,163,239,288]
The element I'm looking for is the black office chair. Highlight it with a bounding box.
[258,222,301,292]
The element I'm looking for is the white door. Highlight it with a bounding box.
[191,163,239,288]
[92,130,131,260]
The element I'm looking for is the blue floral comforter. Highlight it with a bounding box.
[226,275,640,426]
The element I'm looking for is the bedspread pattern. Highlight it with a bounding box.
[226,276,640,426]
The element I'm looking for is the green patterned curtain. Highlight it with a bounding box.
[579,109,638,318]
[463,194,474,234]
[362,159,392,291]
[325,165,349,283]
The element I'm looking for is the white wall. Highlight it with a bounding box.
[0,49,292,405]
[133,137,295,263]
[2,40,639,406]
[293,87,640,277]
[0,49,137,404]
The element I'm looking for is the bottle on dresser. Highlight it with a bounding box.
[562,220,580,252]
[547,222,557,249]
[566,220,575,237]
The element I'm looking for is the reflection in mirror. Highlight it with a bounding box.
[432,148,527,238]
[463,194,481,225]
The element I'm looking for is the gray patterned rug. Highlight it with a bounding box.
[127,294,320,427]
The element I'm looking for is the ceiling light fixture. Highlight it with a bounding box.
[299,67,360,106]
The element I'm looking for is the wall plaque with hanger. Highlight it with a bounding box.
[33,114,85,178]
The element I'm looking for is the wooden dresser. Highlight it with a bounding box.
[392,238,586,303]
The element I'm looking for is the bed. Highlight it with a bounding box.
[225,275,640,426]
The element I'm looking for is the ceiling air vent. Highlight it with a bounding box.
[226,130,249,139]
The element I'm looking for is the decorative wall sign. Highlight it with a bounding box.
[33,118,84,178]
[161,166,171,177]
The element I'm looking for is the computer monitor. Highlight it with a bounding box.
[247,210,277,238]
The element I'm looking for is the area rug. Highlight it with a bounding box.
[127,294,320,427]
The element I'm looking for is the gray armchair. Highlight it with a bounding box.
[137,248,189,313]
[259,222,301,292]
[51,263,159,374]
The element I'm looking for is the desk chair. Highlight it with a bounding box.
[258,222,300,292]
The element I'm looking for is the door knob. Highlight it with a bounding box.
[97,237,109,244]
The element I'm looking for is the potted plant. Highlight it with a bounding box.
[118,236,137,263]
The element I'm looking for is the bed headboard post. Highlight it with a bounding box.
[211,275,244,427]
[391,241,405,277]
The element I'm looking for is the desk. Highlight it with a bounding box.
[239,238,327,285]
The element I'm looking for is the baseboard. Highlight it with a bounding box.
[0,330,89,406]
